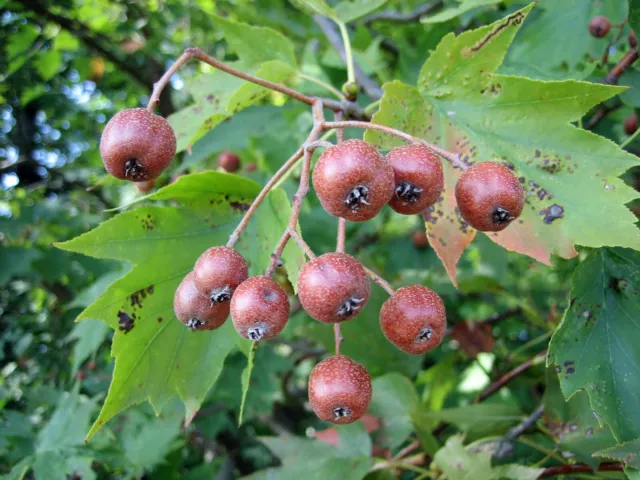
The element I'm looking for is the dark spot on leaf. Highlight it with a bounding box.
[157,317,163,323]
[118,311,134,333]
[230,201,250,213]
[566,367,575,374]
[540,204,564,224]
[535,149,541,158]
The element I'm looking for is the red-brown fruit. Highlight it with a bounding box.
[100,108,176,181]
[230,275,290,340]
[218,151,241,172]
[625,113,638,135]
[174,272,229,330]
[308,355,372,424]
[135,180,155,193]
[245,162,257,172]
[297,252,370,324]
[386,145,444,215]
[413,230,428,249]
[312,139,395,222]
[379,285,446,355]
[589,16,611,38]
[454,162,524,232]
[630,31,638,48]
[193,246,249,305]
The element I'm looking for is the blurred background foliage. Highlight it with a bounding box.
[1,0,640,479]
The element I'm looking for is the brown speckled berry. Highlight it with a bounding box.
[589,16,611,38]
[625,113,638,135]
[100,108,176,181]
[308,355,372,424]
[312,139,395,222]
[380,285,446,355]
[297,252,370,324]
[174,272,229,330]
[413,230,428,249]
[218,151,241,172]
[387,145,444,215]
[454,162,524,232]
[193,246,248,305]
[230,275,290,341]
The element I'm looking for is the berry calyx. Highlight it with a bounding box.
[625,113,638,135]
[174,272,229,330]
[379,285,446,354]
[312,139,395,222]
[308,355,372,424]
[589,16,611,38]
[218,151,241,172]
[386,145,444,215]
[297,252,370,324]
[230,276,290,341]
[454,162,524,232]
[100,108,176,181]
[193,246,248,305]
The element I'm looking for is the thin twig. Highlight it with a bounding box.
[605,48,639,84]
[361,1,444,24]
[334,215,347,356]
[323,120,466,170]
[587,48,638,129]
[586,100,621,130]
[334,323,344,355]
[363,266,395,295]
[474,351,546,403]
[537,462,623,478]
[265,101,325,276]
[289,229,316,259]
[227,147,304,247]
[491,404,545,460]
[392,440,421,461]
[312,16,383,100]
[146,47,367,119]
[337,218,347,253]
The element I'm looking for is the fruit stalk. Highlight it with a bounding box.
[322,120,467,170]
[265,101,325,276]
[334,217,347,355]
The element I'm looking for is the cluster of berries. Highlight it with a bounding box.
[314,139,524,232]
[100,107,525,424]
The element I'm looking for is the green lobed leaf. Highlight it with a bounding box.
[167,17,297,152]
[543,367,617,467]
[595,438,640,468]
[242,436,373,480]
[414,403,522,439]
[504,0,627,79]
[433,435,543,480]
[366,4,640,284]
[67,319,110,377]
[368,373,418,449]
[548,248,640,442]
[422,0,503,24]
[334,0,388,23]
[238,341,258,426]
[55,172,304,439]
[288,0,338,21]
[631,0,640,36]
